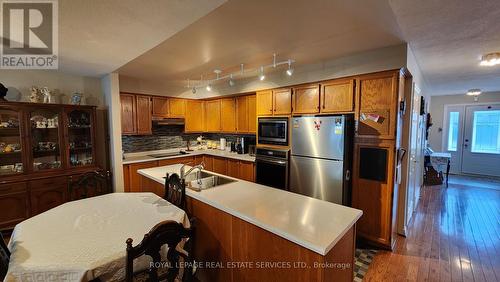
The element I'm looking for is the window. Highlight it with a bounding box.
[471,110,500,154]
[447,111,459,151]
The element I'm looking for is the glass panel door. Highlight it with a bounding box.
[0,108,24,175]
[30,109,62,171]
[471,110,500,154]
[443,105,464,174]
[67,109,94,167]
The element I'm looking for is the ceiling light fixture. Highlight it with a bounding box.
[479,52,500,66]
[466,88,481,101]
[259,66,265,81]
[286,59,294,76]
[186,54,295,92]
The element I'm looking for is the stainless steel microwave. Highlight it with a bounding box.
[257,117,288,146]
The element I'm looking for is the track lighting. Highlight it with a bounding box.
[286,60,294,76]
[186,54,295,91]
[480,52,500,66]
[259,66,265,81]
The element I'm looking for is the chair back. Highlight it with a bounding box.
[0,231,10,280]
[69,170,112,201]
[125,220,192,282]
[164,173,185,209]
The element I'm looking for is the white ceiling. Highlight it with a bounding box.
[389,0,500,96]
[57,0,226,76]
[116,0,403,89]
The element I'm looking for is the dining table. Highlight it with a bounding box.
[4,192,190,282]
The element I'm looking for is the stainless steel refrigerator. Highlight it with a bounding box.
[289,115,353,205]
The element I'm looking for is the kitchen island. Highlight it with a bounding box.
[138,164,362,282]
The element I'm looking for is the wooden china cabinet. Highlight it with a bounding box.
[0,101,102,230]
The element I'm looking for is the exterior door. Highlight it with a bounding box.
[461,104,500,177]
[443,105,465,174]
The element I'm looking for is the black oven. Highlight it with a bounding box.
[257,117,288,146]
[255,148,289,190]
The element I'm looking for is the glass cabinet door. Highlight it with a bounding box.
[0,108,24,175]
[30,109,62,171]
[67,109,94,167]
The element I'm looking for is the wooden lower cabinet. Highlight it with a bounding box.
[238,161,255,182]
[158,156,194,166]
[202,155,213,171]
[0,182,30,230]
[127,161,158,192]
[29,177,68,216]
[226,159,239,178]
[351,140,396,249]
[212,157,227,175]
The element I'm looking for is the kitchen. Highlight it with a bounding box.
[1,1,500,282]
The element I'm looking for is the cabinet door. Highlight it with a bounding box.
[194,155,204,166]
[357,72,398,139]
[123,164,131,192]
[212,157,227,175]
[239,161,255,182]
[273,88,292,115]
[0,182,29,229]
[226,159,239,178]
[321,79,354,113]
[30,177,68,215]
[168,98,186,118]
[247,95,257,133]
[221,98,236,133]
[185,100,205,132]
[203,155,214,171]
[256,90,273,116]
[236,96,248,133]
[136,95,152,135]
[0,106,26,176]
[205,100,221,132]
[129,161,158,192]
[120,94,136,134]
[152,97,169,117]
[66,108,95,168]
[292,84,320,114]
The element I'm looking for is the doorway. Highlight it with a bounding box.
[443,103,500,177]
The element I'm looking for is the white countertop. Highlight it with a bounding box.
[138,164,362,256]
[123,148,255,164]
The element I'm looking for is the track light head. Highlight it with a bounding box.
[206,84,212,91]
[229,74,235,86]
[192,87,196,94]
[286,59,294,76]
[259,66,265,81]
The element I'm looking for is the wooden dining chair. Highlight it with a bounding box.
[0,231,10,281]
[125,220,194,282]
[69,170,112,201]
[164,173,185,209]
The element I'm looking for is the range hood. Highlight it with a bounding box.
[152,117,185,125]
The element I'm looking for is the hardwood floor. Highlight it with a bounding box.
[364,176,500,281]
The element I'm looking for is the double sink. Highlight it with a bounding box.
[182,170,237,191]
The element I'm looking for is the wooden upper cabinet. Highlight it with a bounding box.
[205,99,221,132]
[357,71,398,139]
[273,88,292,115]
[152,97,169,117]
[321,79,355,113]
[236,96,248,133]
[120,94,136,135]
[292,84,320,114]
[168,98,186,118]
[221,98,236,133]
[185,100,205,132]
[247,95,257,133]
[135,95,152,135]
[256,90,273,116]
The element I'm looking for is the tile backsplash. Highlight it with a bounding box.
[122,124,255,153]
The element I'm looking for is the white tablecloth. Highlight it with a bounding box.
[5,193,189,282]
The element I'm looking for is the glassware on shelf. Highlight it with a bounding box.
[67,110,93,167]
[30,110,61,172]
[0,109,23,175]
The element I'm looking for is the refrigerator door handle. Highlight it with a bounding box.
[345,169,351,181]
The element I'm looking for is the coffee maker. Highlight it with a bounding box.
[236,136,256,154]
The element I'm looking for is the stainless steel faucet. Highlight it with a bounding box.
[180,162,205,184]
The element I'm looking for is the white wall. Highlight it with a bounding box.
[102,73,124,192]
[119,44,408,98]
[428,92,500,151]
[0,70,104,106]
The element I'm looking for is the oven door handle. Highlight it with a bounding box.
[256,158,288,166]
